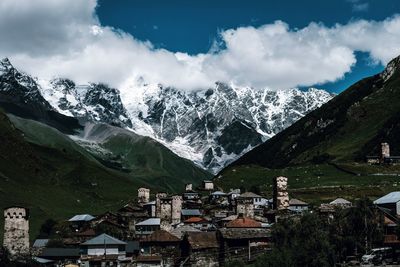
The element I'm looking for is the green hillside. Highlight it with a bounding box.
[0,112,211,241]
[229,56,400,168]
[217,56,400,201]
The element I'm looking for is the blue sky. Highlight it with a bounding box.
[96,0,399,92]
[1,0,400,93]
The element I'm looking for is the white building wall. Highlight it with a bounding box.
[88,247,119,256]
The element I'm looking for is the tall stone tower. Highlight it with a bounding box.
[160,197,173,222]
[138,188,150,204]
[155,192,167,217]
[236,198,254,218]
[381,142,390,162]
[3,207,30,258]
[273,176,289,210]
[171,195,183,224]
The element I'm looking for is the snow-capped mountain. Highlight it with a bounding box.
[119,82,334,173]
[39,78,132,128]
[0,58,334,173]
[0,58,52,110]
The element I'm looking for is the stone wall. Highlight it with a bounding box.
[189,250,219,267]
[3,207,30,258]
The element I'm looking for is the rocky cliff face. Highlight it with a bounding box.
[39,78,132,128]
[0,58,82,134]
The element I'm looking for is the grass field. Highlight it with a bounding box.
[215,163,400,205]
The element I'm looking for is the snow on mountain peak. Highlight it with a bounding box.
[117,81,334,173]
[2,59,333,173]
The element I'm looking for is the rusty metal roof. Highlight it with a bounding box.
[226,217,261,228]
[186,232,219,249]
[219,228,271,239]
[141,230,180,243]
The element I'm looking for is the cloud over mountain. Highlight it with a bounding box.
[1,0,400,90]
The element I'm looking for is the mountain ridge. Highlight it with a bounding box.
[33,64,333,172]
[0,57,334,173]
[223,54,400,170]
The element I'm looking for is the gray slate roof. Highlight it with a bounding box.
[136,218,161,226]
[289,198,308,206]
[170,225,201,239]
[211,191,226,196]
[68,214,95,222]
[239,192,262,198]
[81,233,126,246]
[374,192,400,205]
[219,228,271,239]
[181,209,202,216]
[33,239,49,248]
[330,198,351,205]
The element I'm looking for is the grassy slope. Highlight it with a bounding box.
[1,114,211,242]
[77,123,211,192]
[217,57,400,203]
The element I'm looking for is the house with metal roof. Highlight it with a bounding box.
[135,218,161,237]
[139,230,181,266]
[80,233,127,265]
[210,191,227,201]
[374,191,400,216]
[181,209,202,220]
[170,225,201,239]
[181,232,219,267]
[68,214,95,231]
[238,192,269,207]
[330,198,352,208]
[289,198,309,213]
[68,214,95,222]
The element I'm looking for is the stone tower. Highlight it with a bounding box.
[160,197,173,222]
[155,192,167,217]
[185,183,193,192]
[381,142,390,162]
[171,195,183,224]
[236,198,254,218]
[273,176,289,210]
[3,207,30,258]
[138,188,150,204]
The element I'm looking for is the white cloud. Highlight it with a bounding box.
[353,3,369,12]
[0,0,400,91]
[347,0,369,12]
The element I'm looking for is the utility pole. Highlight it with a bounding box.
[365,211,368,252]
[104,235,107,266]
[248,240,251,261]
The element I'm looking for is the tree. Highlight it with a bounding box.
[329,197,383,261]
[257,213,335,267]
[38,218,57,238]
